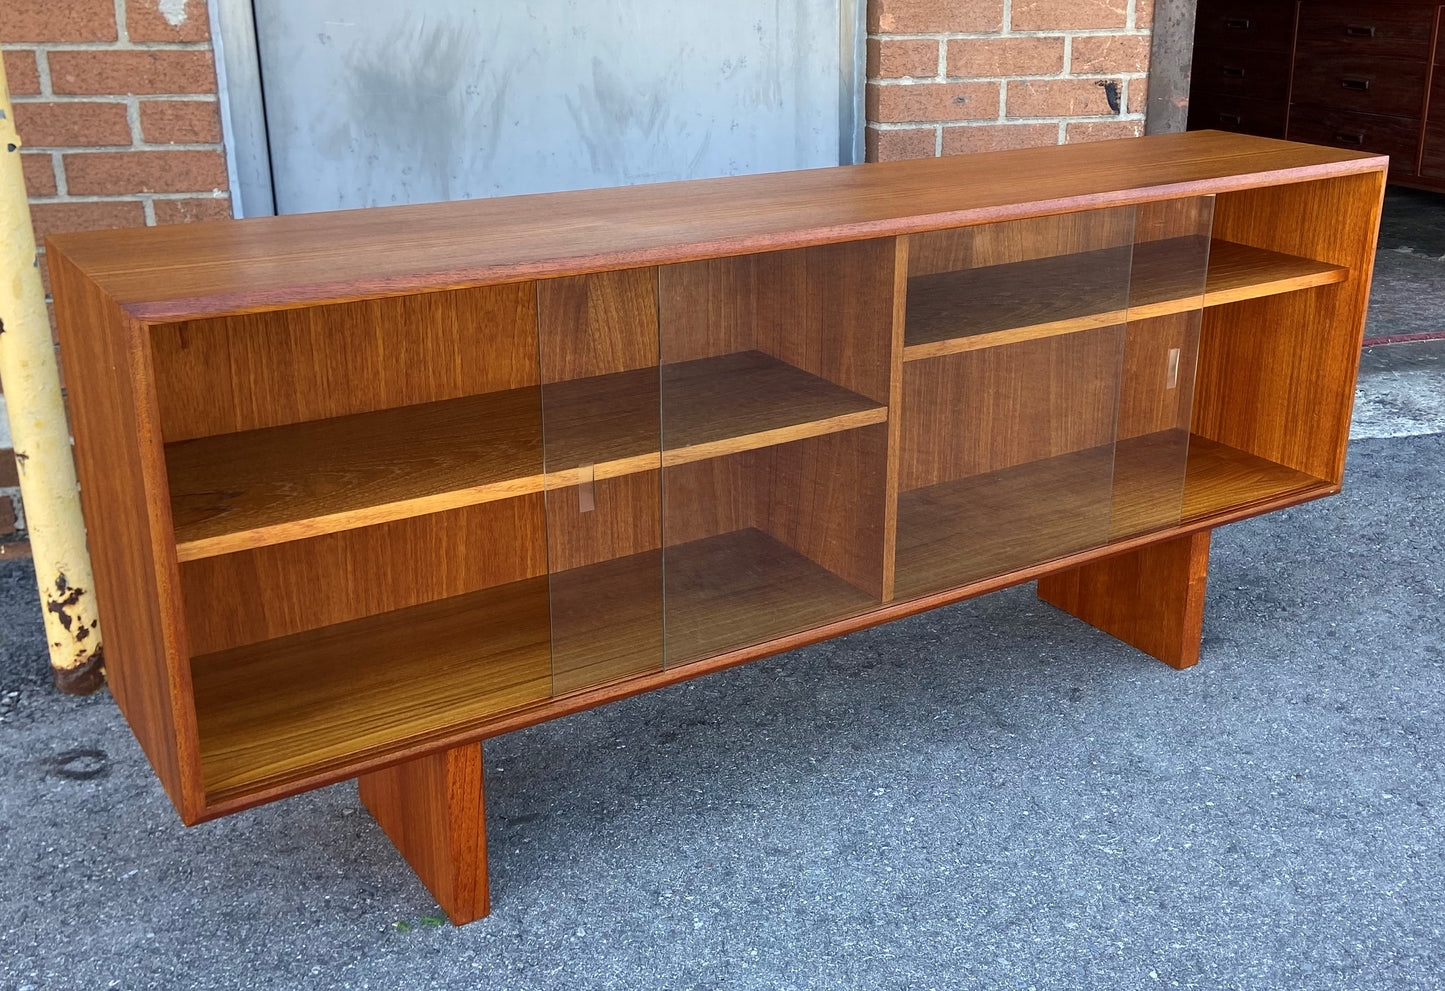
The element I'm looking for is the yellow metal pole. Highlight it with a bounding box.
[0,58,105,693]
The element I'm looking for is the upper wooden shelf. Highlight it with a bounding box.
[46,132,1383,322]
[168,350,884,561]
[903,238,1349,361]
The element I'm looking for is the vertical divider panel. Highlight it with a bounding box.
[1110,196,1216,540]
[537,269,665,695]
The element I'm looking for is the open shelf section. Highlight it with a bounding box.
[192,578,553,803]
[168,390,546,563]
[902,238,1348,361]
[665,527,881,667]
[893,432,1331,601]
[169,350,885,562]
[193,524,879,804]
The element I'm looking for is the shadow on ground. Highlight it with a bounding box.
[0,433,1441,990]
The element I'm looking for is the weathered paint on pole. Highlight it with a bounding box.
[0,58,105,694]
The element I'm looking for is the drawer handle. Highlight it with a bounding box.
[1224,17,1251,29]
[1344,24,1377,37]
[1222,66,1246,78]
[1218,112,1243,125]
[1341,77,1371,91]
[1334,131,1366,145]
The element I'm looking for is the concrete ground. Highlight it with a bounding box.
[1,192,1443,990]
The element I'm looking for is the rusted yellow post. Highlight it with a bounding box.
[0,58,105,693]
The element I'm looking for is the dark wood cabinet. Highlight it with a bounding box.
[1189,0,1445,187]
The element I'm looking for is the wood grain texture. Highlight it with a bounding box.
[168,351,882,560]
[663,528,879,666]
[359,742,490,925]
[907,207,1134,278]
[899,328,1125,491]
[179,497,546,656]
[753,240,896,403]
[151,283,537,442]
[1195,171,1387,483]
[903,238,1347,361]
[192,580,551,802]
[753,423,891,600]
[894,432,1329,601]
[538,268,658,383]
[1038,530,1212,670]
[168,389,544,561]
[47,251,204,821]
[48,132,1384,322]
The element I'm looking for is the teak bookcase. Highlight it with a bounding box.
[47,132,1385,925]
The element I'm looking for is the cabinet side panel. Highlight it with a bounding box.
[48,251,201,819]
[1195,171,1386,482]
[152,283,539,442]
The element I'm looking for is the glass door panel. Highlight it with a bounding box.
[536,268,665,695]
[1111,196,1215,540]
[658,241,897,667]
[893,206,1137,601]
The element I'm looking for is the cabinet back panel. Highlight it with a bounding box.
[180,496,546,656]
[658,256,758,362]
[899,329,1127,491]
[908,210,1135,277]
[152,283,539,442]
[537,268,659,383]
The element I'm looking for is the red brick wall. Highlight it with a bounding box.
[866,0,1154,161]
[1,0,233,541]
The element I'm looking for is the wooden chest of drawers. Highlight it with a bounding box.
[1189,0,1445,188]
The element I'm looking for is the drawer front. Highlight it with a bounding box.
[1419,75,1445,176]
[1189,91,1288,138]
[1291,52,1429,117]
[1192,46,1292,102]
[1194,0,1296,53]
[1287,105,1421,172]
[1296,1,1436,60]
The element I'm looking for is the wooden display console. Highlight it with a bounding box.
[48,132,1385,925]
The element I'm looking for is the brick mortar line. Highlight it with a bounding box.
[867,30,1153,41]
[28,191,231,203]
[12,95,219,103]
[869,115,1145,129]
[2,42,215,52]
[869,73,1150,85]
[29,144,228,153]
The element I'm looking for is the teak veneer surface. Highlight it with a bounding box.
[168,350,884,560]
[893,432,1328,600]
[45,132,1382,321]
[193,525,879,801]
[903,238,1348,360]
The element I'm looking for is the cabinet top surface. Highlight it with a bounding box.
[47,131,1384,322]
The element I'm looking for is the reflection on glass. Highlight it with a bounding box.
[658,241,896,666]
[893,206,1137,600]
[536,269,664,695]
[1110,196,1215,540]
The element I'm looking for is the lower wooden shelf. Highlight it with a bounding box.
[892,431,1331,600]
[192,525,879,806]
[192,577,554,803]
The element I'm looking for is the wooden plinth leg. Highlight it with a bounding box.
[358,741,490,925]
[1038,530,1211,670]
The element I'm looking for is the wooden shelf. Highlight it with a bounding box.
[193,577,553,803]
[893,432,1330,600]
[902,238,1348,361]
[168,350,885,562]
[193,525,877,803]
